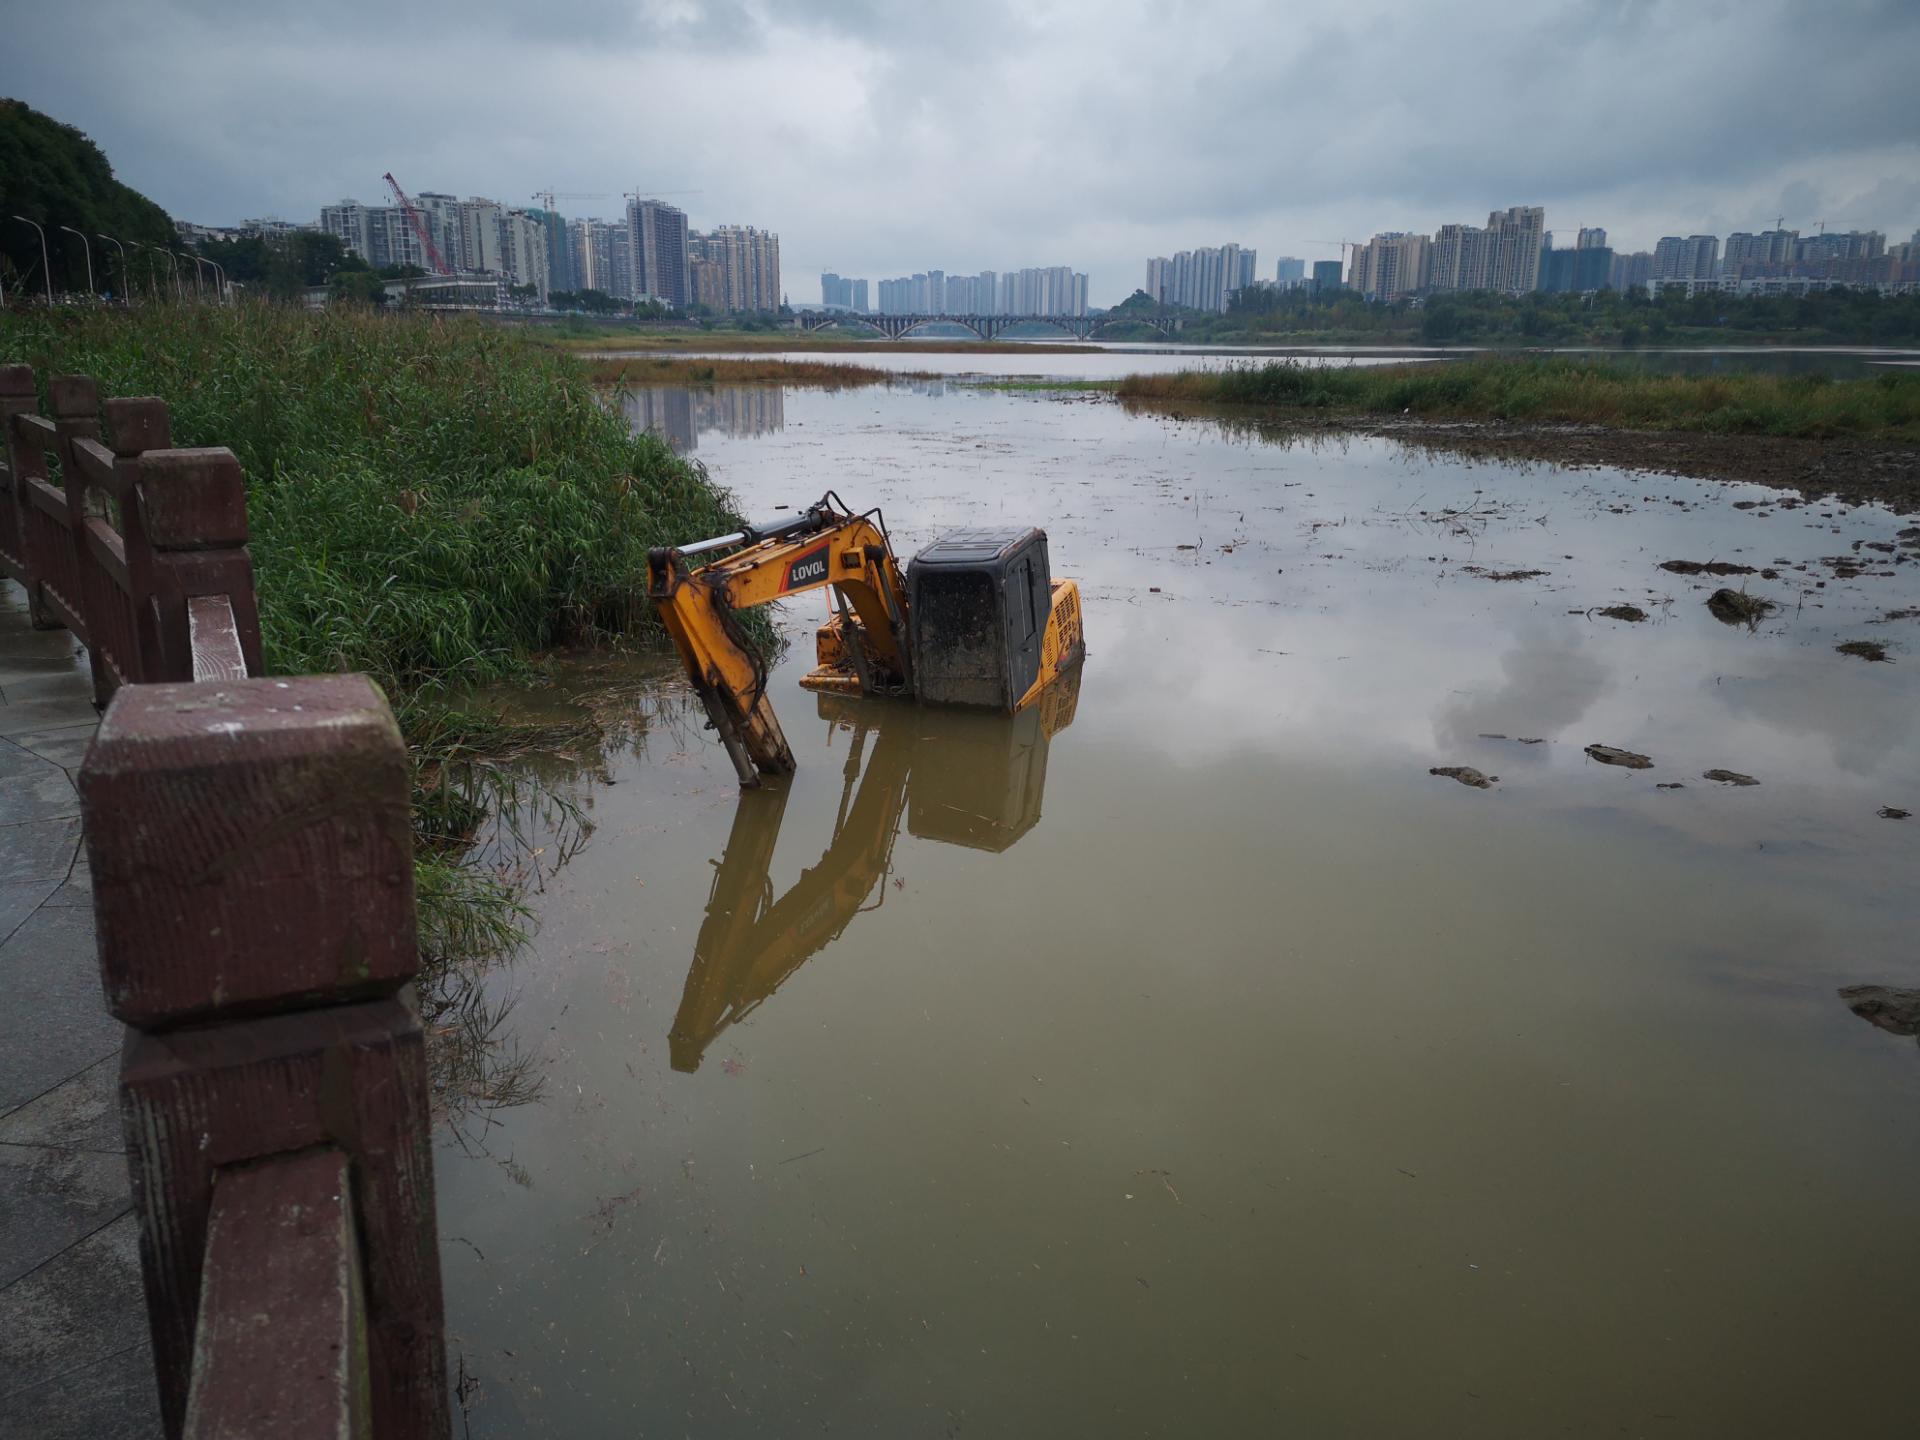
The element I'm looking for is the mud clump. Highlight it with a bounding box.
[1430,766,1495,789]
[1880,806,1911,820]
[1836,640,1891,662]
[1595,604,1648,622]
[1463,566,1549,582]
[1707,588,1776,626]
[1839,985,1920,1040]
[1585,743,1653,770]
[1703,769,1759,786]
[1656,782,1686,790]
[1661,560,1755,577]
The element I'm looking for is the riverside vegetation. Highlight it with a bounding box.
[1114,357,1920,440]
[1114,357,1920,508]
[0,303,755,1020]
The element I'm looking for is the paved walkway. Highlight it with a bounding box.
[0,582,159,1439]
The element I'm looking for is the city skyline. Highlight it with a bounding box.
[8,1,1915,311]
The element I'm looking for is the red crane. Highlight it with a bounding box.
[383,171,451,275]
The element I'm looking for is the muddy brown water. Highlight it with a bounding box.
[440,376,1920,1438]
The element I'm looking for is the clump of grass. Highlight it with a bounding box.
[1115,357,1920,441]
[0,302,759,1003]
[1,302,751,697]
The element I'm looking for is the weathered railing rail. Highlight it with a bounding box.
[1,365,447,1439]
[0,366,264,703]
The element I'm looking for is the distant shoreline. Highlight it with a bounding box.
[539,325,1920,358]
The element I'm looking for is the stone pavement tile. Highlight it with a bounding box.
[0,1214,159,1440]
[0,628,83,664]
[44,849,92,908]
[0,766,80,827]
[0,700,101,740]
[0,738,63,783]
[0,1142,130,1289]
[0,906,117,1113]
[1,669,98,706]
[0,878,59,943]
[0,1053,122,1155]
[7,721,98,772]
[0,814,81,886]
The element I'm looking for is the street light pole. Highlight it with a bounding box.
[58,226,95,297]
[96,235,129,304]
[10,216,53,305]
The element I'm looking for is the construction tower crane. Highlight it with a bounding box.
[383,172,451,275]
[531,191,612,212]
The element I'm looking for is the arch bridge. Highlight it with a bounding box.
[793,311,1184,341]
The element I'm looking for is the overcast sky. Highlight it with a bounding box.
[9,0,1919,305]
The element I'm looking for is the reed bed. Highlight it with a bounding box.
[1114,357,1920,441]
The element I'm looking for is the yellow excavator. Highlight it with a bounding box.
[670,674,1080,1071]
[648,491,1085,787]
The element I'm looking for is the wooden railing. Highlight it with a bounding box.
[2,366,448,1439]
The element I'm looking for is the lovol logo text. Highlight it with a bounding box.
[783,546,830,592]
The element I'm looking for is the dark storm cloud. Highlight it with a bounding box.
[6,0,1916,303]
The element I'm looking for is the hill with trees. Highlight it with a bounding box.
[0,98,176,299]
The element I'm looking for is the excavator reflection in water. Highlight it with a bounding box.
[669,667,1081,1072]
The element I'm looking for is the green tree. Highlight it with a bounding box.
[328,269,387,306]
[0,97,175,298]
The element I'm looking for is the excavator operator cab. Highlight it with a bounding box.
[908,528,1055,710]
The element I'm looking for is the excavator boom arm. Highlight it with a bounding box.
[648,499,913,786]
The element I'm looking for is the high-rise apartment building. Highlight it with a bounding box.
[627,199,690,307]
[821,272,852,308]
[1143,245,1256,311]
[499,210,551,296]
[566,218,624,296]
[1654,234,1719,280]
[1275,256,1306,285]
[698,225,780,312]
[412,192,462,270]
[1797,229,1885,265]
[1610,250,1654,290]
[1349,232,1430,300]
[1577,227,1608,250]
[1427,207,1544,293]
[851,278,868,312]
[1485,207,1545,292]
[877,265,1086,316]
[458,200,505,276]
[1310,259,1344,292]
[319,201,426,271]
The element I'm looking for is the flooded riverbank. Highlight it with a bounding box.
[439,376,1920,1438]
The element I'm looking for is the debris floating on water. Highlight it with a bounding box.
[1430,766,1495,789]
[1879,806,1911,820]
[1595,604,1649,622]
[1703,769,1760,786]
[1585,744,1653,770]
[1661,560,1756,576]
[1836,640,1891,662]
[1838,985,1920,1039]
[1707,589,1776,626]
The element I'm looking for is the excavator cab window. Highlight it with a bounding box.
[908,527,1052,709]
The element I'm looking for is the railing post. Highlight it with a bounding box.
[134,446,265,680]
[103,397,173,685]
[80,675,449,1440]
[49,375,104,648]
[0,365,36,586]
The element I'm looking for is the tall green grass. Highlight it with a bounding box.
[0,302,750,696]
[1116,357,1920,441]
[0,303,754,991]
